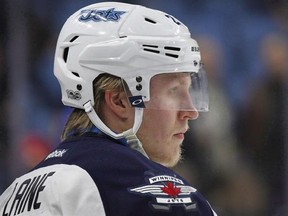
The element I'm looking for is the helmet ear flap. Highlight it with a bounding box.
[54,37,97,109]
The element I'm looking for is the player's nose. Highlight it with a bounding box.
[178,110,199,120]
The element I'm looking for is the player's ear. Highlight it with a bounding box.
[104,90,132,119]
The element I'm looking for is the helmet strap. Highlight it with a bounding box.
[83,101,148,157]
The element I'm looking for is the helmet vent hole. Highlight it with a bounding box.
[165,53,179,58]
[143,44,158,48]
[77,84,82,91]
[144,17,157,24]
[143,48,160,54]
[63,47,69,62]
[142,44,160,54]
[72,72,80,77]
[164,46,181,51]
[70,36,79,42]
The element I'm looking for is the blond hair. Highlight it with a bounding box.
[61,74,123,141]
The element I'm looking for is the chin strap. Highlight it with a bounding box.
[83,101,149,158]
[123,130,149,159]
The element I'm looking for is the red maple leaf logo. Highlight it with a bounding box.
[162,182,181,197]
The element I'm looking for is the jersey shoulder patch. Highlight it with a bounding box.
[128,170,198,212]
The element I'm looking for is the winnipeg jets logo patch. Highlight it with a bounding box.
[129,173,197,211]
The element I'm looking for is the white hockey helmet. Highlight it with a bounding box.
[54,2,208,139]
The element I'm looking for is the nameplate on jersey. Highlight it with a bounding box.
[2,171,55,215]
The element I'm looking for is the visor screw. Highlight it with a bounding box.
[136,84,142,91]
[136,76,142,82]
[77,84,82,91]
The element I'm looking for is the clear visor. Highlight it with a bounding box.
[125,67,209,112]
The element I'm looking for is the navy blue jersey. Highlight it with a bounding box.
[0,133,217,216]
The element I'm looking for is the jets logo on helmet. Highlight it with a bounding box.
[79,8,126,22]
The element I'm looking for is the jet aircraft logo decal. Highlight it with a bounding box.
[129,173,198,211]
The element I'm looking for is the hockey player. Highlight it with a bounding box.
[0,2,217,215]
